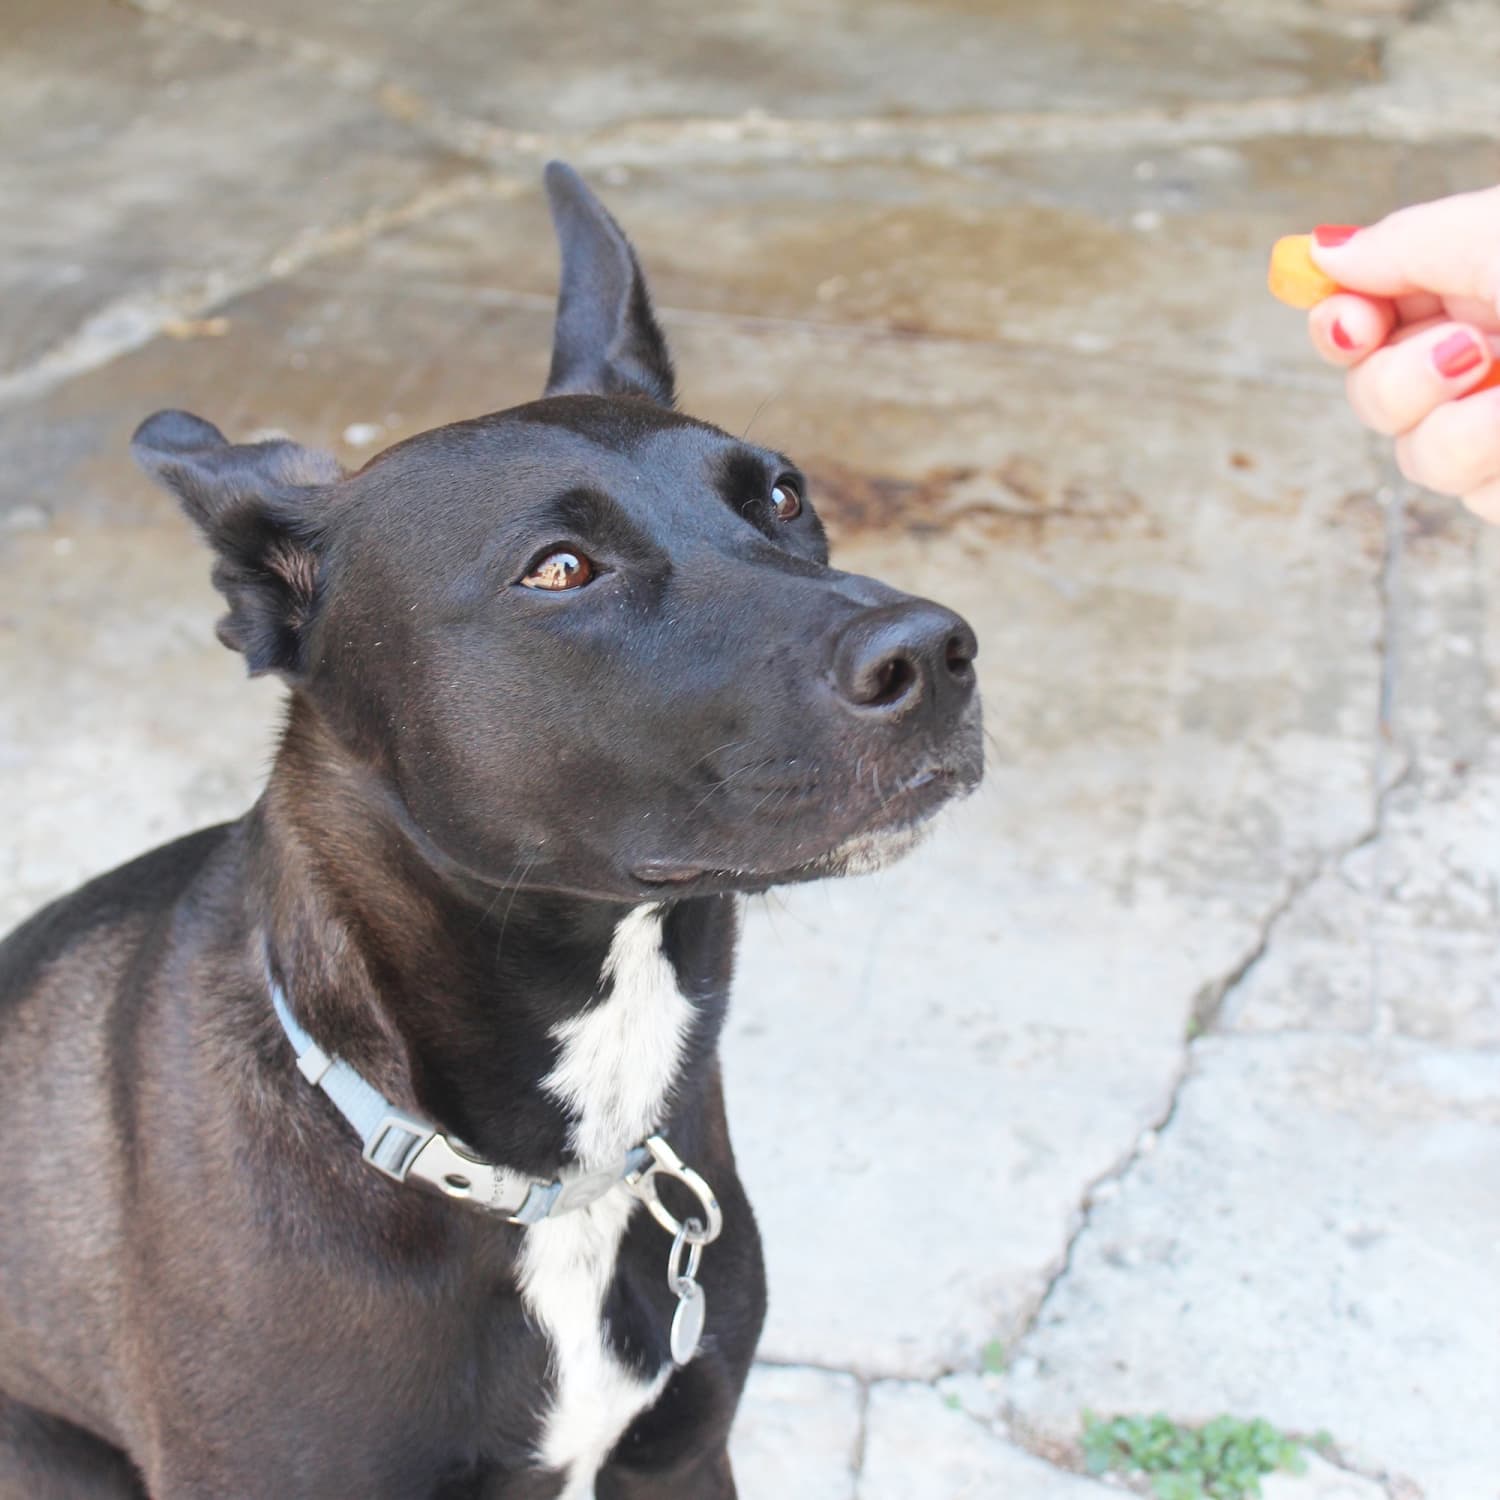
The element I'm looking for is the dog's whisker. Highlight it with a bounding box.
[684,755,778,819]
[493,843,544,966]
[474,851,528,931]
[685,736,757,773]
[741,392,779,440]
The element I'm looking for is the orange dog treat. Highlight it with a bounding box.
[1268,234,1341,310]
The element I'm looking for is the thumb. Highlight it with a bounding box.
[1310,186,1500,316]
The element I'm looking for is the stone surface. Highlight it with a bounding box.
[730,1365,861,1499]
[167,0,1381,130]
[0,0,472,387]
[1376,1,1500,129]
[861,1381,1109,1499]
[0,514,281,935]
[1007,1035,1500,1500]
[342,142,1500,385]
[1221,490,1500,1047]
[1264,1456,1391,1500]
[1221,771,1500,1044]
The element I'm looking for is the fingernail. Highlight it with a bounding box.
[1433,331,1484,379]
[1331,319,1358,352]
[1313,225,1360,249]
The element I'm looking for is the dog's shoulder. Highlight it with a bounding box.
[0,824,235,1018]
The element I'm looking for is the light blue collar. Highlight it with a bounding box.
[267,975,721,1235]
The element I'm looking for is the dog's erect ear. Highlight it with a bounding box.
[131,410,342,679]
[542,161,676,407]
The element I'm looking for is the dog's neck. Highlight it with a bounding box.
[249,699,736,1176]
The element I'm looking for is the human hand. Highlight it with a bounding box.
[1304,187,1500,523]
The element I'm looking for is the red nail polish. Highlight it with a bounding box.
[1433,331,1484,379]
[1313,224,1360,249]
[1331,320,1357,352]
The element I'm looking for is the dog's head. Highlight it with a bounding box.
[133,163,982,901]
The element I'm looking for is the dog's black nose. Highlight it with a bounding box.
[832,601,978,722]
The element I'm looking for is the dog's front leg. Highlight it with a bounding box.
[594,1358,745,1500]
[596,1445,736,1500]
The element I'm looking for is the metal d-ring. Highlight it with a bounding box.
[626,1135,723,1245]
[667,1218,706,1294]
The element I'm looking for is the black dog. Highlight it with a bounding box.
[0,163,981,1499]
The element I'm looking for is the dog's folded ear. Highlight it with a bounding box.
[542,161,676,408]
[131,410,342,679]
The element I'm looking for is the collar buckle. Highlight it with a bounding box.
[362,1108,436,1182]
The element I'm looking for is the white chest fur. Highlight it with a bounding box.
[517,906,694,1497]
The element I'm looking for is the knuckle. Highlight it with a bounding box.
[1397,416,1497,498]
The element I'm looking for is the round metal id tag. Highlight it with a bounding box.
[670,1279,706,1365]
[663,1208,712,1365]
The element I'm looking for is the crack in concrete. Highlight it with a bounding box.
[849,1378,871,1493]
[1369,460,1414,1041]
[751,1353,870,1379]
[1311,1444,1412,1500]
[996,853,1358,1364]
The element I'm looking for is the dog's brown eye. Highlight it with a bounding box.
[771,478,802,521]
[521,550,594,591]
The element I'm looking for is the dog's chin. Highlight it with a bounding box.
[631,765,972,897]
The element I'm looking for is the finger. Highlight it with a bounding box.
[1308,292,1395,365]
[1310,188,1500,310]
[1345,322,1496,437]
[1435,293,1500,334]
[1462,475,1500,526]
[1394,387,1500,497]
[1392,291,1445,326]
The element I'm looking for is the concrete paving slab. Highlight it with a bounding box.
[1222,770,1500,1045]
[1376,0,1500,129]
[0,0,471,384]
[163,0,1382,131]
[1264,1457,1393,1500]
[1222,491,1500,1046]
[860,1381,1109,1499]
[1006,1034,1500,1500]
[333,141,1500,385]
[1384,490,1500,781]
[0,514,281,935]
[730,1365,861,1500]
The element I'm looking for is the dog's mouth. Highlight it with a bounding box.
[630,758,972,893]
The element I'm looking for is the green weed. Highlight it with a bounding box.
[1081,1411,1309,1500]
